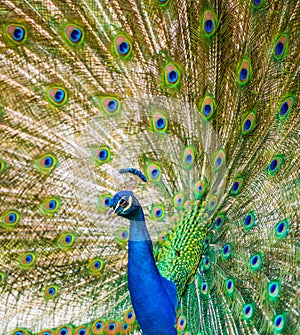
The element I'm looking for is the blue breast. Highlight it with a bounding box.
[128,240,178,335]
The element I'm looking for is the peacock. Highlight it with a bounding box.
[0,0,299,334]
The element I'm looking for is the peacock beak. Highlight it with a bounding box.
[106,207,117,217]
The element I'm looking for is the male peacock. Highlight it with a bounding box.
[0,0,299,334]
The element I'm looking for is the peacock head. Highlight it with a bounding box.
[107,190,143,221]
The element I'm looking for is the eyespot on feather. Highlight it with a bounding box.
[145,162,162,182]
[278,95,294,121]
[98,193,112,211]
[152,112,168,133]
[64,24,84,45]
[115,228,129,245]
[56,325,73,335]
[268,281,281,300]
[40,197,61,215]
[198,94,216,120]
[201,11,217,37]
[101,97,121,116]
[267,154,284,177]
[242,111,256,135]
[252,0,265,9]
[176,314,186,331]
[19,252,37,269]
[173,192,184,208]
[35,153,58,172]
[250,253,263,271]
[44,284,59,301]
[182,146,196,170]
[1,209,20,229]
[123,309,136,324]
[150,204,165,221]
[104,320,119,335]
[88,258,105,275]
[6,24,27,44]
[57,232,76,249]
[237,58,251,86]
[163,63,181,88]
[213,150,225,171]
[92,146,112,165]
[273,33,288,60]
[113,34,132,58]
[47,87,68,107]
[275,218,289,239]
[242,303,255,320]
[74,325,90,335]
[214,213,225,230]
[91,319,105,334]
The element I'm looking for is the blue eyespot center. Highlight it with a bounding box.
[253,0,261,4]
[270,283,277,294]
[240,68,248,81]
[98,149,108,160]
[277,221,285,233]
[96,322,102,329]
[156,209,162,217]
[245,215,252,225]
[204,19,214,33]
[280,102,289,115]
[205,258,209,265]
[244,119,252,131]
[275,316,282,327]
[204,104,212,115]
[13,27,25,41]
[109,323,116,330]
[227,281,232,289]
[245,306,251,315]
[216,157,222,167]
[202,283,207,290]
[26,255,33,263]
[49,200,56,210]
[65,235,72,244]
[252,255,258,265]
[107,99,118,112]
[232,181,239,192]
[156,118,166,129]
[275,42,284,56]
[79,329,86,335]
[216,217,221,226]
[223,245,229,254]
[128,312,133,318]
[48,287,55,295]
[198,185,202,192]
[122,231,128,238]
[270,159,278,171]
[151,168,159,178]
[94,261,100,269]
[44,157,53,167]
[60,329,67,335]
[9,213,16,222]
[180,319,185,326]
[54,90,65,103]
[118,41,130,55]
[104,198,111,206]
[168,70,178,83]
[185,154,193,163]
[70,28,82,42]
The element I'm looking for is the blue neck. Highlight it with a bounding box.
[127,206,178,335]
[129,209,150,241]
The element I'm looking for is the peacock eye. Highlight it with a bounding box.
[119,199,129,208]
